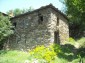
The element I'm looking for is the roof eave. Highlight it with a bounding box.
[10,4,68,21]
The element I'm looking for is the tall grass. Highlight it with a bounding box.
[0,37,85,63]
[0,50,29,63]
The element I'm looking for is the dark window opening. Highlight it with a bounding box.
[13,22,16,27]
[11,22,16,30]
[40,16,43,21]
[54,30,60,44]
[38,13,43,24]
[57,17,59,26]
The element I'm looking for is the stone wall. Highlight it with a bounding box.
[6,8,52,50]
[5,7,69,50]
[48,8,69,44]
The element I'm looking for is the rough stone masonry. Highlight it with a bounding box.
[4,4,69,51]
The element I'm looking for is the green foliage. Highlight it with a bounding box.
[71,58,80,63]
[11,9,22,16]
[54,57,68,63]
[0,43,85,63]
[53,44,62,54]
[62,0,85,24]
[28,44,74,63]
[77,37,85,48]
[64,37,85,62]
[0,50,29,63]
[64,37,85,49]
[29,45,56,62]
[0,37,85,63]
[0,13,13,42]
[64,37,76,46]
[69,37,75,42]
[61,0,85,38]
[75,37,85,59]
[7,7,34,16]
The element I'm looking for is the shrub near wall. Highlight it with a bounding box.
[29,45,56,63]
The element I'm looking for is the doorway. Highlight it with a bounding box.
[54,30,60,44]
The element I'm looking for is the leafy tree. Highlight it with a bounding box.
[7,7,34,16]
[22,7,34,13]
[0,13,13,43]
[60,0,85,38]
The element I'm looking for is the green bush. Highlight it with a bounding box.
[29,45,56,62]
[64,37,76,46]
[77,37,85,48]
[69,37,75,42]
[0,13,14,42]
[53,44,62,54]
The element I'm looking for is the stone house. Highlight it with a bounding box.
[0,12,8,16]
[5,4,69,50]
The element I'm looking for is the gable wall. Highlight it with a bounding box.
[6,8,53,50]
[4,7,69,50]
[49,8,69,44]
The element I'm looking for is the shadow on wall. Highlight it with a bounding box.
[4,32,51,51]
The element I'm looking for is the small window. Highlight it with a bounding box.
[13,22,16,27]
[38,13,43,24]
[40,16,43,21]
[57,17,59,26]
[38,16,43,24]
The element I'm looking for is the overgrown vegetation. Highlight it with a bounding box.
[0,13,13,43]
[60,0,85,38]
[0,37,85,63]
[0,13,13,50]
[7,7,34,16]
[28,45,56,63]
[0,0,84,63]
[0,50,29,63]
